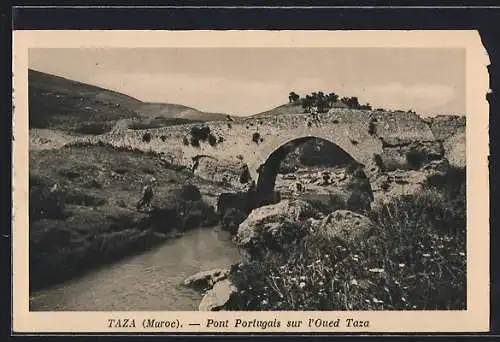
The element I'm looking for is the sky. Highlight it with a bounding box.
[29,48,465,117]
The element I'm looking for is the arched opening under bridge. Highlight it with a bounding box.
[255,136,374,207]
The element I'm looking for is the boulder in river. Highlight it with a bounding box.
[183,268,229,292]
[198,279,239,311]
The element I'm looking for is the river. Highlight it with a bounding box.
[29,227,243,311]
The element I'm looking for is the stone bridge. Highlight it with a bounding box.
[90,108,465,198]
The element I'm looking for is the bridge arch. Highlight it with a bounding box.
[251,135,378,198]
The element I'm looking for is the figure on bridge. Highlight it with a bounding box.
[239,163,252,185]
[136,176,157,212]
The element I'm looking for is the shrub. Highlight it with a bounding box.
[423,166,465,198]
[222,208,247,235]
[346,190,371,214]
[83,179,102,189]
[181,211,204,231]
[218,136,225,144]
[307,194,346,215]
[208,134,217,147]
[58,169,80,180]
[252,132,261,144]
[373,154,384,171]
[160,135,167,142]
[178,184,202,201]
[380,180,391,191]
[182,136,190,146]
[231,184,466,311]
[140,167,155,175]
[368,120,377,135]
[74,122,112,135]
[142,132,152,143]
[278,164,297,175]
[114,167,129,175]
[64,191,106,207]
[406,149,425,170]
[191,125,211,142]
[190,136,200,148]
[345,161,362,175]
[227,123,232,129]
[29,182,66,221]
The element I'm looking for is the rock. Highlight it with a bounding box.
[194,157,240,185]
[418,142,444,160]
[378,142,444,172]
[428,115,466,141]
[198,279,238,311]
[234,199,318,249]
[184,268,229,291]
[443,131,465,168]
[314,210,375,244]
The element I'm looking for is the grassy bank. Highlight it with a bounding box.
[29,143,219,292]
[229,167,466,310]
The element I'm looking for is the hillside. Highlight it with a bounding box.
[29,142,236,291]
[136,102,229,122]
[251,102,304,118]
[28,69,230,134]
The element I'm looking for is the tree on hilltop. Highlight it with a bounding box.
[288,91,300,103]
[327,92,339,106]
[341,96,360,109]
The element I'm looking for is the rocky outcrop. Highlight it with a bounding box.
[198,279,239,311]
[376,141,444,172]
[312,210,375,244]
[428,115,466,141]
[234,199,319,251]
[194,156,242,186]
[443,131,466,168]
[183,268,229,292]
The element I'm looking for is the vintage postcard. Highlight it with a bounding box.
[12,30,490,333]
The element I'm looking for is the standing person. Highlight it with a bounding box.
[239,164,252,185]
[136,176,157,212]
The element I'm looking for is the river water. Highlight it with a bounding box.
[29,227,243,311]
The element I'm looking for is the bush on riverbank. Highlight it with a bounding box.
[229,167,466,310]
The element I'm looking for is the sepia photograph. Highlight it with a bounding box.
[12,30,489,333]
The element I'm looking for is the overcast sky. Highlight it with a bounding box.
[29,48,465,117]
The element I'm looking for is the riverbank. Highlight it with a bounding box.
[187,167,467,311]
[29,144,226,292]
[30,227,242,311]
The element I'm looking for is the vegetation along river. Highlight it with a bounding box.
[29,227,243,311]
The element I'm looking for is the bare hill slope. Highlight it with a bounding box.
[136,102,228,122]
[28,69,230,134]
[251,102,304,118]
